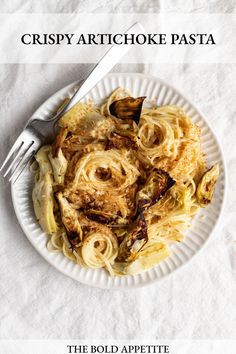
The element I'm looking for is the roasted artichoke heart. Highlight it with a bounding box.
[109,96,146,124]
[196,163,219,207]
[56,192,83,246]
[137,169,175,211]
[117,212,148,262]
[32,146,58,234]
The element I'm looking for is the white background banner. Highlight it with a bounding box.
[1,340,236,354]
[0,13,236,63]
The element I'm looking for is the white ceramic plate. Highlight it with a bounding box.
[11,73,226,289]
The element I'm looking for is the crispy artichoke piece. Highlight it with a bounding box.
[51,127,68,158]
[109,96,146,124]
[137,169,175,211]
[56,192,83,247]
[33,173,58,235]
[196,163,219,207]
[32,146,58,234]
[48,148,68,184]
[114,242,170,275]
[117,212,148,262]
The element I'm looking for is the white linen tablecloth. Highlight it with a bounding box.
[0,0,236,340]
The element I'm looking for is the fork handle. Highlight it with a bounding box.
[30,22,144,127]
[62,22,144,114]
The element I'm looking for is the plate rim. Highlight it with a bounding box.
[11,72,227,289]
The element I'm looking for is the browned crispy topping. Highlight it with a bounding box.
[106,132,137,150]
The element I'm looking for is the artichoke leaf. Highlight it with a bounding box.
[196,163,219,207]
[109,96,146,124]
[137,169,175,211]
[48,148,68,184]
[113,242,169,275]
[117,212,148,262]
[34,145,53,175]
[56,192,83,247]
[51,127,68,158]
[124,243,169,275]
[32,146,58,234]
[32,173,58,234]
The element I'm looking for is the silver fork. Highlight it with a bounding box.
[0,22,144,184]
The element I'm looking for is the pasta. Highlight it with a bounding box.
[32,88,219,276]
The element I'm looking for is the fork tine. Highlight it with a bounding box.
[0,140,24,172]
[9,141,34,182]
[12,149,36,184]
[3,142,26,177]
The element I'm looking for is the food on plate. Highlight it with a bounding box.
[32,88,219,276]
